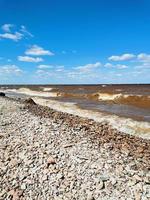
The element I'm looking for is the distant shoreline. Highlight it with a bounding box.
[0,83,150,86]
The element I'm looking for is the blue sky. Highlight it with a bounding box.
[0,0,150,84]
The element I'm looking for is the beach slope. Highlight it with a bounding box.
[0,97,150,200]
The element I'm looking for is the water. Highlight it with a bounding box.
[1,84,150,122]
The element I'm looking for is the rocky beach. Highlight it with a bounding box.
[0,96,150,200]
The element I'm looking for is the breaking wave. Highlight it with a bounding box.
[3,88,58,97]
[57,92,150,109]
[1,87,150,109]
[1,86,150,138]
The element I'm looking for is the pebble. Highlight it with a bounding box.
[21,183,26,190]
[0,97,149,200]
[47,157,56,166]
[99,175,109,181]
[98,180,104,190]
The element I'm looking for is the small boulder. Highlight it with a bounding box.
[24,98,36,105]
[0,92,5,97]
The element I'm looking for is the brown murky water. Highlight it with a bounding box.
[1,84,150,122]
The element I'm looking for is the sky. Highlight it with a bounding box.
[0,0,150,84]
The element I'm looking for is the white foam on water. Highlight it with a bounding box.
[41,87,53,92]
[1,88,58,97]
[98,93,122,100]
[97,93,150,101]
[32,97,150,140]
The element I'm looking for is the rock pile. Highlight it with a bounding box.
[0,97,150,200]
[24,98,36,105]
[0,92,5,97]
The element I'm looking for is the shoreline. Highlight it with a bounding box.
[0,96,150,199]
[3,96,150,162]
[31,96,150,139]
[1,87,150,139]
[24,98,150,162]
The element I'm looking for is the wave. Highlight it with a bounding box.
[31,97,150,139]
[41,87,53,92]
[1,86,150,138]
[3,88,58,97]
[1,87,150,109]
[111,95,150,109]
[56,92,150,109]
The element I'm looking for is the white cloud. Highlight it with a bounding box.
[142,62,150,66]
[0,65,23,75]
[116,73,122,77]
[25,45,54,56]
[55,66,65,72]
[0,32,23,41]
[134,64,150,70]
[37,65,64,72]
[75,62,101,72]
[65,62,102,79]
[67,71,81,78]
[116,64,128,69]
[18,56,43,63]
[0,24,33,41]
[20,25,33,37]
[37,64,53,69]
[132,71,143,76]
[1,24,14,32]
[104,63,127,69]
[36,69,46,74]
[35,69,54,78]
[108,53,135,61]
[137,53,150,63]
[104,63,113,67]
